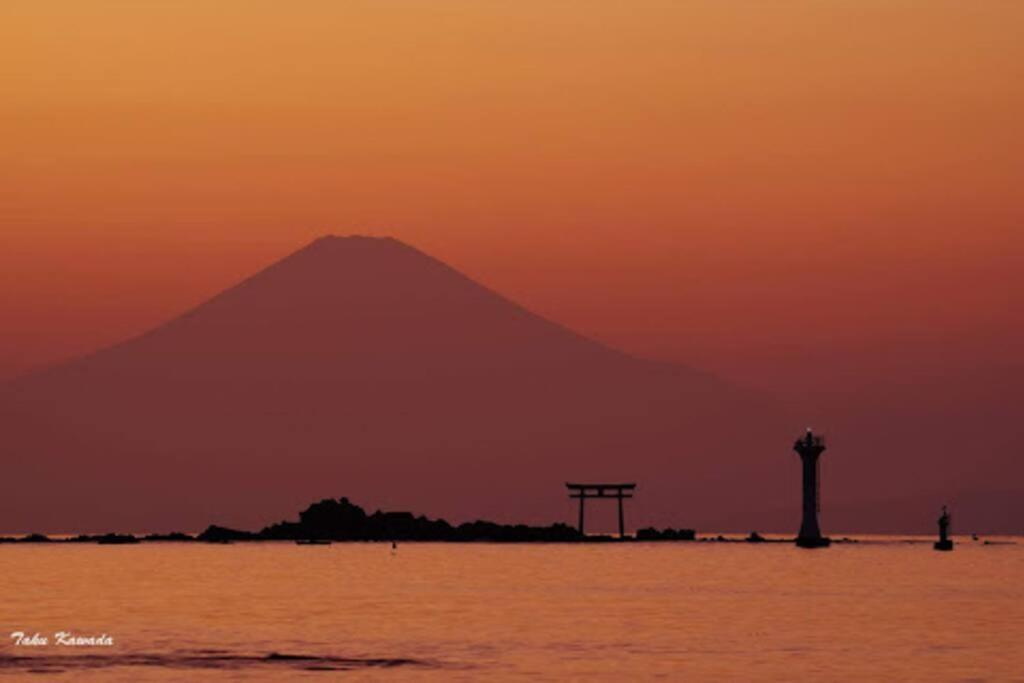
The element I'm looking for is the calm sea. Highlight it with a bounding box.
[1,538,1021,681]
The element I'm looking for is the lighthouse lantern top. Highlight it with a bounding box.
[794,428,826,454]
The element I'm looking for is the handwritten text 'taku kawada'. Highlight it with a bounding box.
[10,631,114,647]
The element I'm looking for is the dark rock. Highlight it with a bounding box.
[256,497,583,542]
[198,525,256,542]
[66,534,97,543]
[143,532,195,542]
[65,533,141,544]
[97,533,141,545]
[19,533,52,543]
[636,527,697,541]
[453,520,580,543]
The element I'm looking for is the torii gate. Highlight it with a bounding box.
[566,483,636,538]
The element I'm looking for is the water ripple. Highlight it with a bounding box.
[0,651,435,674]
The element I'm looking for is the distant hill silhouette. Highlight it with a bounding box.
[0,236,793,534]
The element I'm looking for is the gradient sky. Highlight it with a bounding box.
[2,1,1022,401]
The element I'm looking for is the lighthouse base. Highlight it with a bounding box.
[796,536,831,549]
[933,540,954,551]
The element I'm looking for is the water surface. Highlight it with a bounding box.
[1,538,1021,680]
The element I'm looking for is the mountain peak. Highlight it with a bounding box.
[308,234,404,248]
[0,237,785,536]
[275,233,433,272]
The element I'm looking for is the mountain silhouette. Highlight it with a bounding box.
[0,236,793,534]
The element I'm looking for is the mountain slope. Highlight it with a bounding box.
[0,236,793,534]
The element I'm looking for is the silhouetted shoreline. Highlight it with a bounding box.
[0,497,705,544]
[9,497,949,546]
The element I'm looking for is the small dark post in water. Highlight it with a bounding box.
[794,429,830,548]
[934,505,954,551]
[566,483,636,538]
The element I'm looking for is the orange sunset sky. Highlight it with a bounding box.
[2,1,1022,400]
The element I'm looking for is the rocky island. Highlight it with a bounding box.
[0,497,699,544]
